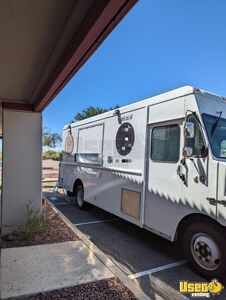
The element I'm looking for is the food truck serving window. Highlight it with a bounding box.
[151,124,180,163]
[76,124,104,165]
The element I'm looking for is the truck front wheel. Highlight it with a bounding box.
[75,185,89,210]
[182,222,226,282]
[66,190,74,197]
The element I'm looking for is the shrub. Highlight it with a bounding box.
[24,201,47,239]
[42,150,60,160]
[51,152,61,161]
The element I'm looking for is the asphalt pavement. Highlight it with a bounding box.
[45,192,226,300]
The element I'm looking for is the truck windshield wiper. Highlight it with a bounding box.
[211,111,222,136]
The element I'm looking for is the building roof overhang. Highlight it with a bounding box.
[0,0,137,112]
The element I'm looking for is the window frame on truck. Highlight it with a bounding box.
[202,113,226,159]
[150,124,180,163]
[75,123,104,166]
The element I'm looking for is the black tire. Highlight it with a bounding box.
[75,185,89,210]
[66,190,74,197]
[182,221,226,282]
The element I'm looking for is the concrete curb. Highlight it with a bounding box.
[46,199,151,300]
[46,198,189,300]
[0,197,188,300]
[149,276,188,300]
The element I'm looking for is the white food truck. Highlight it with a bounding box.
[59,86,226,280]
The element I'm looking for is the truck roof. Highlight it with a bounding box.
[64,85,224,130]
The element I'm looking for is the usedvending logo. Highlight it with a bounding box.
[179,279,223,298]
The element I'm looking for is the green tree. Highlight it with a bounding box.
[43,127,62,149]
[71,105,120,122]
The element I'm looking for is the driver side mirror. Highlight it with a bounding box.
[183,147,193,157]
[185,122,195,138]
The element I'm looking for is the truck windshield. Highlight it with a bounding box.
[202,113,226,158]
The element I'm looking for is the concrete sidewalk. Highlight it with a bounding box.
[1,241,113,299]
[0,200,151,300]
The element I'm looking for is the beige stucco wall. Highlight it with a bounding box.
[1,109,42,235]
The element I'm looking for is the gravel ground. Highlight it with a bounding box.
[24,278,136,300]
[0,205,79,248]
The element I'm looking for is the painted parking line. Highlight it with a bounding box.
[74,218,118,227]
[128,260,187,280]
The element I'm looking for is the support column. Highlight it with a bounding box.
[1,109,42,235]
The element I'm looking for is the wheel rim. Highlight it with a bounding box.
[77,188,83,207]
[191,233,221,271]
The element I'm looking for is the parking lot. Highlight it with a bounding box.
[44,191,226,300]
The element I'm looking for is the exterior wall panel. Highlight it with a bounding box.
[1,110,42,235]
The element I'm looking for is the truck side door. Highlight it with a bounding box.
[144,119,183,239]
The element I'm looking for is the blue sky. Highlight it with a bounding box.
[44,0,226,134]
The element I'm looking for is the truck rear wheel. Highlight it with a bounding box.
[182,222,226,282]
[75,185,89,210]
